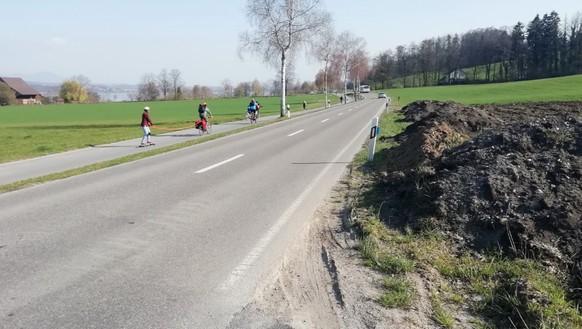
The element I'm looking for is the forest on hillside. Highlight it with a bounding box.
[370,11,582,88]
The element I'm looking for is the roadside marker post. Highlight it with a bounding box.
[368,117,380,161]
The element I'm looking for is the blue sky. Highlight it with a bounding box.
[0,0,580,86]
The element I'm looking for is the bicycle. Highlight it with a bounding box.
[196,117,212,135]
[248,110,257,124]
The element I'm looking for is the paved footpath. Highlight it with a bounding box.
[0,115,278,186]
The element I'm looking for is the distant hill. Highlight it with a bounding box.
[17,72,64,84]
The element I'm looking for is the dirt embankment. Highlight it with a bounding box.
[237,100,581,328]
[379,100,582,297]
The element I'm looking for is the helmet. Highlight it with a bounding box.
[144,106,150,111]
[202,102,207,106]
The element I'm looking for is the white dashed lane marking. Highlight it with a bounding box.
[196,154,245,173]
[287,130,304,137]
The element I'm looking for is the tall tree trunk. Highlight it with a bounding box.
[280,51,287,117]
[324,66,328,107]
[343,70,347,103]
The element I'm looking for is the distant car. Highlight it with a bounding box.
[0,102,8,106]
[378,93,387,99]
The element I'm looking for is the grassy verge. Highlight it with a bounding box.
[346,109,582,328]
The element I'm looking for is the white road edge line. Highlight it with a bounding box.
[218,103,387,291]
[195,154,245,173]
[321,119,329,123]
[287,129,304,137]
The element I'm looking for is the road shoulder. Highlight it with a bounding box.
[229,169,438,328]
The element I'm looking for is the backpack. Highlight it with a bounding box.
[198,104,204,114]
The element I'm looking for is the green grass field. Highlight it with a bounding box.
[384,74,582,106]
[2,74,580,164]
[0,94,337,163]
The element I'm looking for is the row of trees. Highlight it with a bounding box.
[239,0,369,116]
[136,74,319,102]
[369,11,582,88]
[57,0,368,109]
[61,8,580,106]
[56,70,322,104]
[137,0,369,112]
[136,69,184,102]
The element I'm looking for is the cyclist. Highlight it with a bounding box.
[256,101,261,119]
[197,102,212,131]
[247,99,257,118]
[198,102,212,122]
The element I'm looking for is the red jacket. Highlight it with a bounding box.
[141,112,153,127]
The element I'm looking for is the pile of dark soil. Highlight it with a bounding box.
[378,100,582,297]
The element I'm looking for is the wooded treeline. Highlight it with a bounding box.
[370,11,582,88]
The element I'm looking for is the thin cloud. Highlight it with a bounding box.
[46,37,68,46]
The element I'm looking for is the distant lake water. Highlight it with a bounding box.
[42,91,134,102]
[99,92,133,102]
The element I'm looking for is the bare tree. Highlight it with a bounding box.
[234,82,249,98]
[138,74,159,101]
[200,86,214,99]
[332,31,367,103]
[251,79,263,96]
[299,81,314,93]
[157,69,171,100]
[311,25,336,106]
[71,74,91,87]
[192,85,202,99]
[239,0,331,116]
[349,51,371,89]
[314,69,325,90]
[169,69,184,100]
[220,79,234,98]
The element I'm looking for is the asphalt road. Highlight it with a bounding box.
[0,98,387,328]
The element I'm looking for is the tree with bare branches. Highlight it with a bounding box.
[157,69,171,100]
[137,74,159,101]
[220,79,234,98]
[169,69,184,100]
[311,25,336,107]
[332,31,367,103]
[239,0,331,116]
[192,85,214,99]
[251,79,263,96]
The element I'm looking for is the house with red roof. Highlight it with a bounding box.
[0,77,43,105]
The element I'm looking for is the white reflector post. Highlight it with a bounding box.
[368,117,379,161]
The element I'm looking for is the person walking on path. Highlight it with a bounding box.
[139,106,154,147]
[303,100,306,110]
